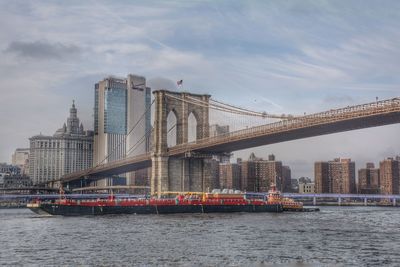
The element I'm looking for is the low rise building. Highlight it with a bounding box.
[3,175,32,188]
[0,163,21,175]
[299,182,315,194]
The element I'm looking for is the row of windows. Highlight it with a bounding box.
[32,141,92,150]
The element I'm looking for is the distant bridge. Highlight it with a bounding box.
[0,187,59,193]
[283,193,400,206]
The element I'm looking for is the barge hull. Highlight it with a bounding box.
[33,203,283,216]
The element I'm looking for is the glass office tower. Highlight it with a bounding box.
[93,74,151,186]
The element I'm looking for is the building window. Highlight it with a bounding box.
[104,87,127,134]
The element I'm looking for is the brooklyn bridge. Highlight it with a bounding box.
[45,90,400,196]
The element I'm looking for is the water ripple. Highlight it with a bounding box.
[1,207,400,266]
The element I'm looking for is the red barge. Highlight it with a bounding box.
[27,191,283,216]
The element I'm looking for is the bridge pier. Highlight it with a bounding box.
[151,156,168,197]
[393,198,397,207]
[151,90,211,197]
[338,197,342,206]
[168,157,204,192]
[313,196,316,206]
[364,197,367,206]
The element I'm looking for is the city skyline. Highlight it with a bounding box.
[1,1,400,178]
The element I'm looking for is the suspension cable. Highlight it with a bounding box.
[75,98,154,180]
[188,95,294,119]
[126,127,154,156]
[97,98,155,165]
[165,93,259,116]
[165,93,293,119]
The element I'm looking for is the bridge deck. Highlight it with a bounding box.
[53,97,400,185]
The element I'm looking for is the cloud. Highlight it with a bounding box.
[0,0,399,180]
[147,77,177,91]
[4,41,81,60]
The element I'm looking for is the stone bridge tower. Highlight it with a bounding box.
[151,90,211,196]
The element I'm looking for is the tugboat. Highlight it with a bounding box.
[266,184,305,211]
[27,189,283,216]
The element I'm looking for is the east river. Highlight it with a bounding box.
[1,207,400,266]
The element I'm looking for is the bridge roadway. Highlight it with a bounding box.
[57,97,400,185]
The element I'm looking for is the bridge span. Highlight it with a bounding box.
[54,96,400,188]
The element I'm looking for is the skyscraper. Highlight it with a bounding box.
[315,162,329,193]
[257,158,283,192]
[240,159,257,192]
[358,163,380,194]
[198,158,221,192]
[93,74,151,186]
[330,158,356,194]
[314,158,356,194]
[29,102,93,184]
[219,162,241,189]
[282,165,292,193]
[379,158,399,195]
[239,153,284,192]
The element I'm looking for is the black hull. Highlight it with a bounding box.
[30,203,283,216]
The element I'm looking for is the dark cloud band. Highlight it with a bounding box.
[5,41,81,60]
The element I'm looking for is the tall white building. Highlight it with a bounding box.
[94,74,151,186]
[11,148,30,175]
[29,102,93,184]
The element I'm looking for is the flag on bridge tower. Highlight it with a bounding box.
[177,79,183,86]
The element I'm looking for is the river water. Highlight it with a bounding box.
[1,207,399,266]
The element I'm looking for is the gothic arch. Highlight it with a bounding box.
[166,109,178,147]
[187,112,198,142]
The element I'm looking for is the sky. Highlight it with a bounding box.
[0,0,399,179]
